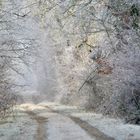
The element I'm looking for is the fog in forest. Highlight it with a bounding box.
[0,0,140,139]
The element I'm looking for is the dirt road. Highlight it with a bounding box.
[0,103,140,140]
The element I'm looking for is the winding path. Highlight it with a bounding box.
[0,102,139,140]
[21,103,114,140]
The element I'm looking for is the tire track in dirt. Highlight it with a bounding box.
[26,111,48,140]
[70,116,114,140]
[42,105,114,140]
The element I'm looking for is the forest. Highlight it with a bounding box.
[0,0,140,140]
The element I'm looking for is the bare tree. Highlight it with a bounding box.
[37,0,140,124]
[0,0,38,120]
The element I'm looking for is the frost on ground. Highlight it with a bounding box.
[0,109,36,140]
[0,102,140,140]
